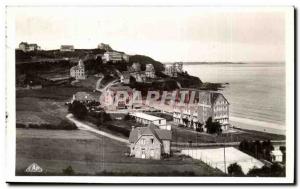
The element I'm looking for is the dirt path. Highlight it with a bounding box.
[66,114,129,144]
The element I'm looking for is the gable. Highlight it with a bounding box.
[213,93,229,105]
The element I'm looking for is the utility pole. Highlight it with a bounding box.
[224,133,227,174]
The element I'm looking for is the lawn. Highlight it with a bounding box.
[72,75,101,90]
[172,126,286,144]
[16,128,223,176]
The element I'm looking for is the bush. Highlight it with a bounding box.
[69,100,88,120]
[227,163,244,176]
[239,140,274,160]
[247,163,285,177]
[123,114,132,121]
[103,124,130,137]
[16,123,26,128]
[205,117,222,134]
[62,166,75,175]
[58,120,77,130]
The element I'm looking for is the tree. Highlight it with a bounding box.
[62,165,75,175]
[227,163,244,176]
[262,140,274,161]
[182,118,188,127]
[205,117,222,134]
[195,122,203,132]
[69,100,88,120]
[247,163,285,177]
[124,114,132,121]
[239,139,250,153]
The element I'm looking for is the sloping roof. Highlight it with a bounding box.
[109,85,133,92]
[181,89,229,105]
[155,129,172,140]
[130,112,165,121]
[129,125,172,144]
[74,92,99,101]
[129,127,147,143]
[271,150,283,156]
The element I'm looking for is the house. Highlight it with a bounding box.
[271,150,283,162]
[271,146,283,162]
[145,64,156,78]
[120,71,131,84]
[129,112,171,130]
[122,53,130,63]
[94,73,104,78]
[131,62,141,72]
[19,42,41,52]
[102,51,123,63]
[60,45,75,52]
[164,65,177,77]
[129,125,172,159]
[97,43,112,51]
[70,59,86,80]
[71,91,99,104]
[130,71,146,83]
[173,90,230,131]
[173,62,183,73]
[164,62,183,77]
[103,85,133,110]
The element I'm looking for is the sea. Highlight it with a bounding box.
[183,63,286,135]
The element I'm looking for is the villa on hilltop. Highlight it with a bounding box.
[70,59,86,80]
[102,51,129,63]
[97,43,112,51]
[164,62,183,77]
[19,42,41,52]
[60,45,75,52]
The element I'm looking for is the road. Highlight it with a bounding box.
[66,114,129,144]
[95,78,120,93]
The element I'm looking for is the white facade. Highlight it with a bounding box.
[271,150,283,162]
[130,112,170,130]
[70,60,86,80]
[102,51,123,63]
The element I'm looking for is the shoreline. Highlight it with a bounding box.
[230,116,285,136]
[148,101,285,135]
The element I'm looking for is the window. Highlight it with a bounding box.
[158,120,161,124]
[151,138,154,144]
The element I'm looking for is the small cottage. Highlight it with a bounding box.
[271,149,283,163]
[129,125,172,160]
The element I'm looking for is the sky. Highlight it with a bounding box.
[9,7,287,62]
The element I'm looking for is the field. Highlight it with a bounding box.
[16,86,93,126]
[16,128,223,176]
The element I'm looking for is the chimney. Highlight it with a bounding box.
[131,126,135,131]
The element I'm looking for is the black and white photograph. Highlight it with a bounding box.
[4,5,295,184]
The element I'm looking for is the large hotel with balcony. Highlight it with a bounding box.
[173,89,230,131]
